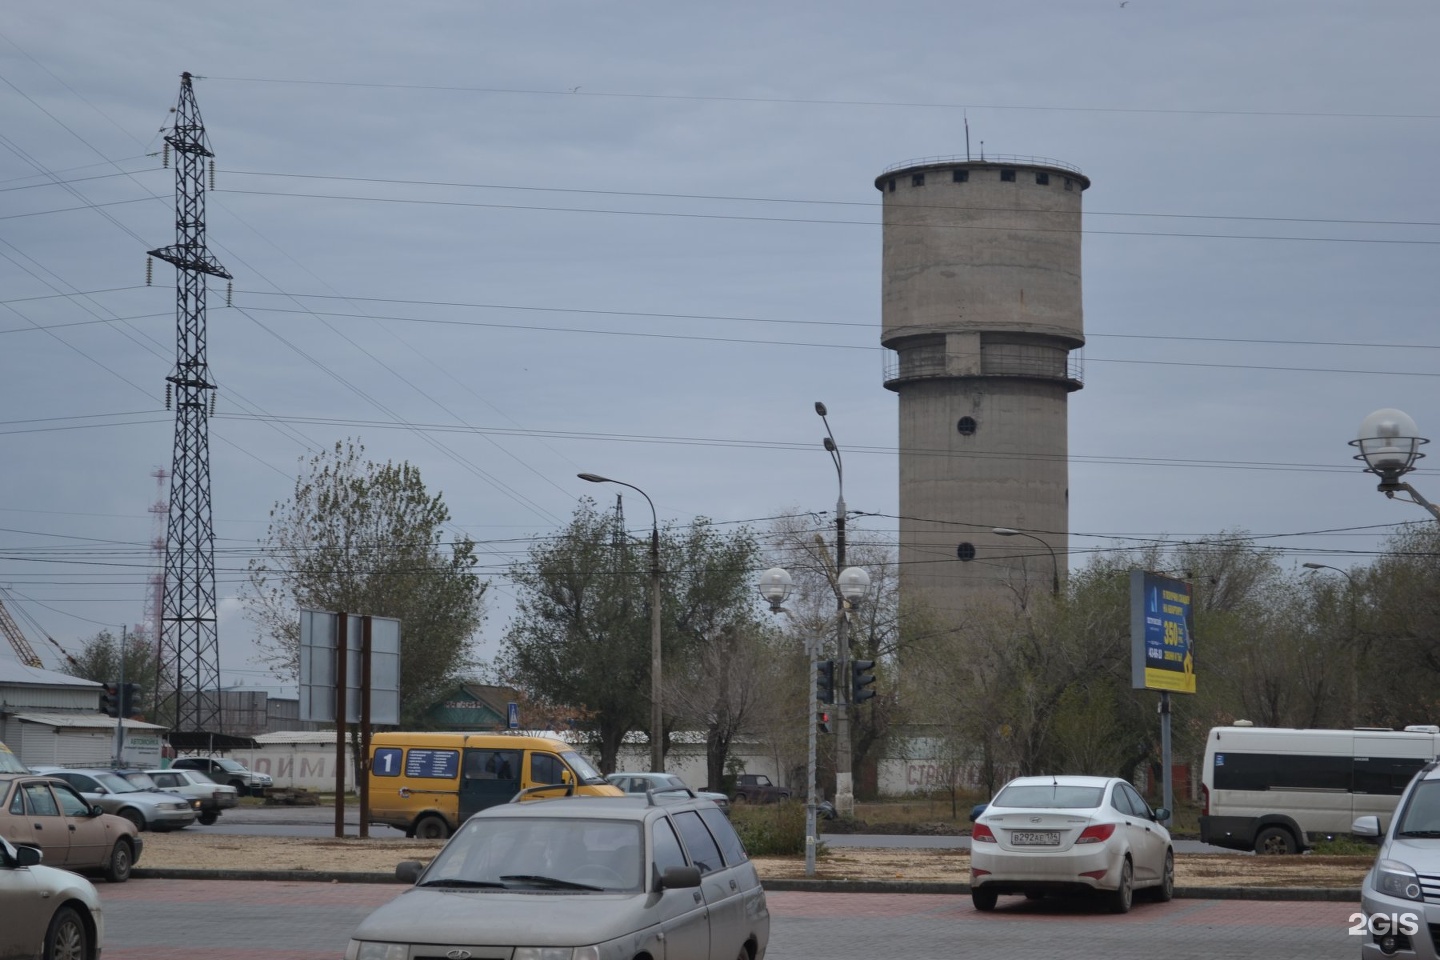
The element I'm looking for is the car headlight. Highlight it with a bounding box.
[514,947,600,960]
[1374,859,1424,901]
[345,941,408,960]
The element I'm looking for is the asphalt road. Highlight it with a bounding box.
[97,879,1359,960]
[204,805,1235,852]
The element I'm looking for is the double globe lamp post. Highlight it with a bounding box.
[758,563,870,877]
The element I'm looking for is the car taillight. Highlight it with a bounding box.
[1201,783,1209,816]
[1075,823,1116,844]
[972,823,997,842]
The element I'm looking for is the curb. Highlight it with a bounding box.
[130,868,1360,900]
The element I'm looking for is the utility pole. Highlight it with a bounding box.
[148,72,231,735]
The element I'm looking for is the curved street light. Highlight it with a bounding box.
[992,527,1060,596]
[1303,562,1362,726]
[1351,409,1440,522]
[579,472,664,772]
[815,401,860,817]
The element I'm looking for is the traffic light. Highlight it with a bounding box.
[816,710,832,734]
[120,682,141,718]
[851,660,877,704]
[815,659,835,704]
[100,682,119,717]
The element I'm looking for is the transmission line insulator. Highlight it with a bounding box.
[225,280,232,306]
[165,383,171,411]
[162,143,169,168]
[146,257,153,286]
[209,390,217,415]
[208,160,215,190]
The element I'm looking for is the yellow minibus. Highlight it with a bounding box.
[368,732,622,839]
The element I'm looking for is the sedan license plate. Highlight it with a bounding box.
[1010,830,1060,846]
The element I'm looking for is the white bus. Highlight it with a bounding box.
[1198,723,1440,853]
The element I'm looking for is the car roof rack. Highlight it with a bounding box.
[508,783,578,803]
[644,785,699,806]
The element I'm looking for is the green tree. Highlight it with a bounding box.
[60,627,160,718]
[244,440,487,726]
[499,500,763,776]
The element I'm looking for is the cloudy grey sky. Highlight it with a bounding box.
[3,1,1438,692]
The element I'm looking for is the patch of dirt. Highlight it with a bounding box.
[137,833,1371,886]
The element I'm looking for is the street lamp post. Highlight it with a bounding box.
[1303,562,1361,726]
[1352,409,1440,522]
[758,566,819,877]
[992,527,1060,596]
[815,401,856,816]
[579,472,664,773]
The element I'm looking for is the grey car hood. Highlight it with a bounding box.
[351,887,653,946]
[1386,836,1440,867]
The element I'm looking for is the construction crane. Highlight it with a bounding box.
[0,593,44,668]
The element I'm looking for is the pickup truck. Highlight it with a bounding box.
[731,773,791,804]
[170,756,273,797]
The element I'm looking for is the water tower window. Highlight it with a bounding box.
[887,178,896,192]
[957,416,977,436]
[911,173,925,187]
[1035,172,1050,186]
[1064,178,1074,191]
[952,169,969,183]
[1000,169,1016,182]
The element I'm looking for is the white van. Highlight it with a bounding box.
[1198,723,1440,853]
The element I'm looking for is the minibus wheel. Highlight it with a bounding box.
[414,815,451,840]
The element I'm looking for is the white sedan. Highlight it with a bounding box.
[0,834,103,960]
[969,775,1173,913]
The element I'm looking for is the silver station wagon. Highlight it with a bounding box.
[346,790,769,960]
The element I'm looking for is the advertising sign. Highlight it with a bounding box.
[298,610,402,724]
[1129,570,1196,693]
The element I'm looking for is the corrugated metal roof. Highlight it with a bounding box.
[0,661,103,687]
[254,731,344,745]
[10,711,166,731]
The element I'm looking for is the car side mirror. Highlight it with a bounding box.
[1352,815,1383,839]
[1152,807,1171,823]
[14,844,42,867]
[396,861,425,884]
[659,865,701,890]
[90,804,105,817]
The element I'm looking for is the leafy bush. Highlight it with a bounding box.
[730,800,814,856]
[1309,836,1381,856]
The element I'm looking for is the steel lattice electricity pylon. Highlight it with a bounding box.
[147,72,231,735]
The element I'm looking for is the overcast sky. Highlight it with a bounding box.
[3,1,1438,693]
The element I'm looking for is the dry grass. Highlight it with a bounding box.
[137,832,1370,887]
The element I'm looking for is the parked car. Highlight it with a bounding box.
[731,773,791,804]
[134,768,238,825]
[31,768,197,832]
[346,792,769,960]
[606,771,731,814]
[0,772,142,882]
[969,774,1173,913]
[170,756,273,796]
[0,834,104,959]
[1354,758,1440,958]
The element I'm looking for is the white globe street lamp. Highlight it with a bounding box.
[1350,409,1440,522]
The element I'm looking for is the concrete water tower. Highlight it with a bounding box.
[875,154,1089,621]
